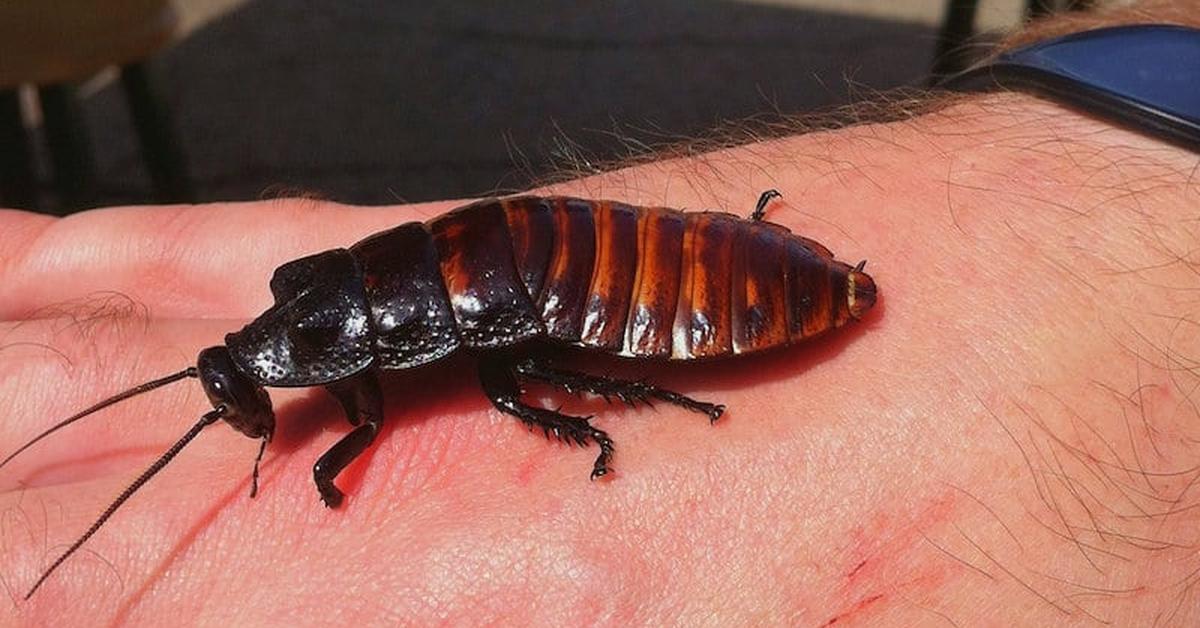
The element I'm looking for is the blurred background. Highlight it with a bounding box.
[0,0,1101,214]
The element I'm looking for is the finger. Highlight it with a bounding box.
[0,315,231,487]
[0,198,461,321]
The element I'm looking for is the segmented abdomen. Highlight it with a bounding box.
[439,195,868,360]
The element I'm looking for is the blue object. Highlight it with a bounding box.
[944,24,1200,151]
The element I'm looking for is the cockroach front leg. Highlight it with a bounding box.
[479,357,615,479]
[313,369,383,508]
[512,358,725,423]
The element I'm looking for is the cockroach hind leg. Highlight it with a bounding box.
[479,357,616,480]
[750,189,782,221]
[512,358,725,424]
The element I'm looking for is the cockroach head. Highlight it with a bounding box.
[198,346,275,441]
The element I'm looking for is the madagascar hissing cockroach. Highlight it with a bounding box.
[1,190,876,597]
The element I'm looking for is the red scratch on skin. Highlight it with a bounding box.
[820,593,885,627]
[846,559,868,580]
[811,491,959,625]
[841,493,957,585]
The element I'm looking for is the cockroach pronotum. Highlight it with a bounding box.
[1,191,876,597]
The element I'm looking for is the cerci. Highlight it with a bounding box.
[3,191,877,597]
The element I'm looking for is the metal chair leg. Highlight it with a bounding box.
[0,88,38,210]
[39,83,96,213]
[931,0,980,81]
[120,62,193,203]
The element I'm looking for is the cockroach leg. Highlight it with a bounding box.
[749,189,782,221]
[479,357,615,479]
[513,358,725,423]
[312,370,384,508]
[325,372,383,427]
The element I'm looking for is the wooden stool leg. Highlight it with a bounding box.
[0,88,38,210]
[120,62,193,203]
[40,84,96,213]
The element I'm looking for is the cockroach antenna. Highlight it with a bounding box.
[0,367,213,599]
[0,368,197,472]
[7,345,277,598]
[22,407,225,599]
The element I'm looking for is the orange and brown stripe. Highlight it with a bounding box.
[732,222,790,353]
[624,206,684,358]
[499,196,866,360]
[579,201,639,351]
[673,213,739,358]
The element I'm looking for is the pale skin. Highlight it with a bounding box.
[2,90,1199,626]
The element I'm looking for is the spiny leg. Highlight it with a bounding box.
[479,357,615,479]
[313,369,383,508]
[513,357,725,423]
[749,188,782,221]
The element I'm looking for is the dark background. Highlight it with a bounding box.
[5,1,1059,211]
[88,2,943,206]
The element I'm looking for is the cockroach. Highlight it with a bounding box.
[1,191,876,597]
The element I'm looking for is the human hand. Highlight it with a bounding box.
[3,89,1200,625]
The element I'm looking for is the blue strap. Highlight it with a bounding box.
[944,24,1200,151]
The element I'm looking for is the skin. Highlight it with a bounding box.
[1,89,1199,625]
